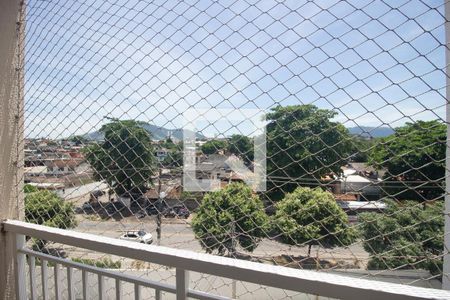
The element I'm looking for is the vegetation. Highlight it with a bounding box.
[25,184,77,230]
[359,200,443,275]
[227,134,254,163]
[349,136,378,163]
[24,183,39,193]
[70,135,89,145]
[72,257,122,269]
[162,150,183,168]
[24,184,77,249]
[83,119,156,197]
[273,187,356,256]
[266,105,352,200]
[161,137,177,149]
[201,139,228,155]
[369,120,446,201]
[160,139,184,168]
[192,183,269,256]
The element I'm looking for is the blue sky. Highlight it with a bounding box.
[24,0,446,138]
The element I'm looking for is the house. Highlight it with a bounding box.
[26,182,65,191]
[144,182,182,200]
[155,148,169,162]
[338,163,385,201]
[43,158,86,175]
[24,165,47,176]
[337,200,387,223]
[195,154,231,180]
[347,162,385,179]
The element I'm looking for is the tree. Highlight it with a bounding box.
[228,134,254,163]
[161,137,177,150]
[70,135,88,145]
[359,200,443,275]
[24,184,77,248]
[349,136,378,163]
[162,147,183,168]
[266,105,352,200]
[24,183,39,193]
[192,183,269,256]
[273,187,356,256]
[368,120,446,201]
[201,139,228,155]
[83,120,156,197]
[160,140,184,168]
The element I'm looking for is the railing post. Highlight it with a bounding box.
[0,0,25,298]
[176,268,189,300]
[98,274,105,300]
[82,270,88,300]
[67,267,74,300]
[29,256,37,300]
[134,283,141,300]
[155,289,161,300]
[444,0,450,290]
[41,259,48,300]
[54,264,62,300]
[14,234,26,300]
[115,278,121,300]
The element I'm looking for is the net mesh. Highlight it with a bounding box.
[19,0,448,297]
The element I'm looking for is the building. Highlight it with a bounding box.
[155,148,169,162]
[339,163,384,201]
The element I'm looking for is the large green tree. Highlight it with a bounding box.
[192,183,269,256]
[25,185,77,229]
[228,134,254,163]
[70,135,88,145]
[161,137,178,150]
[368,120,446,201]
[266,105,352,199]
[162,144,183,168]
[84,120,156,197]
[273,187,356,256]
[349,136,378,163]
[359,200,443,274]
[201,139,228,155]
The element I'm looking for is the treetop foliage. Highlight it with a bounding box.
[273,187,356,249]
[266,104,352,199]
[359,199,443,274]
[25,186,77,230]
[368,120,446,201]
[191,183,269,255]
[227,134,254,163]
[201,139,228,155]
[83,119,156,197]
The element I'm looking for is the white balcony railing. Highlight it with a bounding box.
[3,220,450,300]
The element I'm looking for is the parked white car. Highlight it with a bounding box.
[119,230,153,244]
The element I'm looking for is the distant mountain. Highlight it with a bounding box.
[83,131,105,141]
[348,126,395,138]
[83,123,206,141]
[83,124,393,141]
[138,123,206,141]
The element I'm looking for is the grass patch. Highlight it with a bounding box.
[72,257,122,269]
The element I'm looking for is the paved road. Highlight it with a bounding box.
[74,217,369,264]
[54,217,438,296]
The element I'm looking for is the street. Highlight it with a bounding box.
[72,216,369,267]
[45,216,439,300]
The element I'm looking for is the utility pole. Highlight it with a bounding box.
[156,168,162,245]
